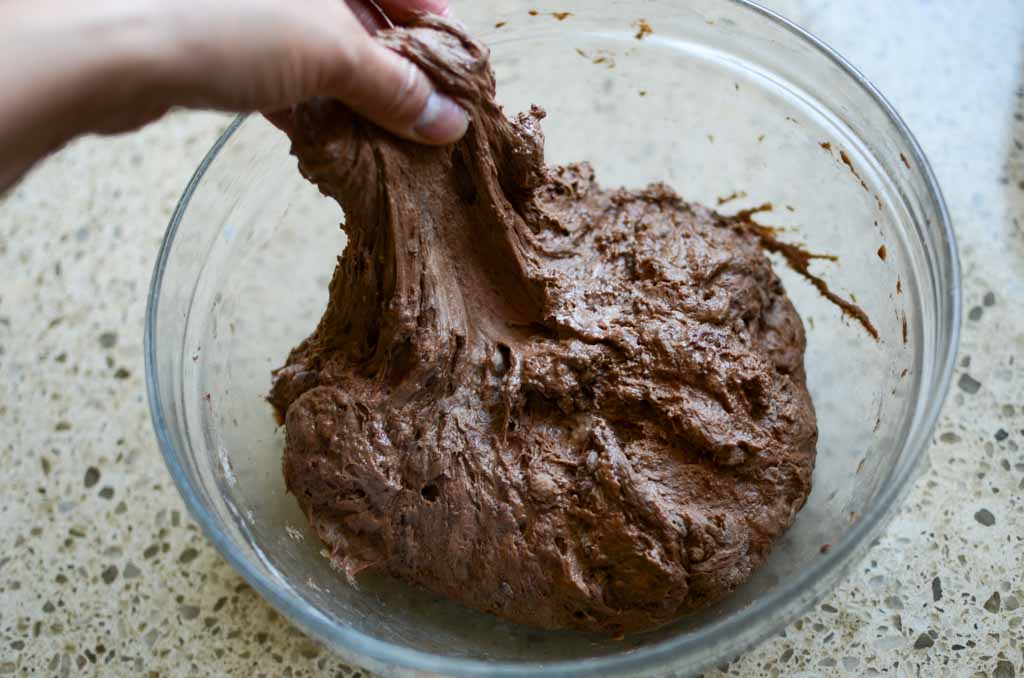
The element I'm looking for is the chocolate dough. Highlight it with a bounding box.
[269,17,816,636]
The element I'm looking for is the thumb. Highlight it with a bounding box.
[332,36,468,145]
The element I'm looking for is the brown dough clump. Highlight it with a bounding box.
[269,17,816,636]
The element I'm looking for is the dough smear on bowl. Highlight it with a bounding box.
[269,16,817,636]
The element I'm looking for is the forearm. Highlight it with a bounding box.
[0,0,464,193]
[0,1,176,191]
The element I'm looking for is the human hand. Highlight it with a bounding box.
[146,0,468,143]
[0,0,467,191]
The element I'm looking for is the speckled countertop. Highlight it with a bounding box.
[0,1,1022,676]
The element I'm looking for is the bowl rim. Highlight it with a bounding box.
[144,2,960,675]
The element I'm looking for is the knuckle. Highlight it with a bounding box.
[322,39,364,101]
[386,60,428,123]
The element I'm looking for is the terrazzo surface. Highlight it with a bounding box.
[1,1,1022,676]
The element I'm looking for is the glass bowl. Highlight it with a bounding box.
[145,1,959,676]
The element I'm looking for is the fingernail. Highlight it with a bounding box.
[413,91,468,143]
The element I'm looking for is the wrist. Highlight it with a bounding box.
[58,1,184,133]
